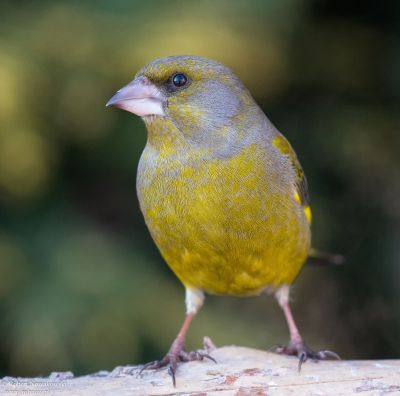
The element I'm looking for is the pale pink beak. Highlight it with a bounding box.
[106,76,165,117]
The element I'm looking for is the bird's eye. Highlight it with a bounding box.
[172,73,188,87]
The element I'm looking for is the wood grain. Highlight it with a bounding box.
[1,346,400,395]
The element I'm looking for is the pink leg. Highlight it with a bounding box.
[274,286,339,370]
[142,289,215,386]
[281,300,304,346]
[174,313,195,345]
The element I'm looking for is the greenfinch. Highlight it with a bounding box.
[107,55,338,384]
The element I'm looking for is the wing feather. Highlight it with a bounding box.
[272,133,311,221]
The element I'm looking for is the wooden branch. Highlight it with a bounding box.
[1,346,400,395]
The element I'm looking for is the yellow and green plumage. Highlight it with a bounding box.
[135,57,311,295]
[107,55,337,378]
[138,119,311,295]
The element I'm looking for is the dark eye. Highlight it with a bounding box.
[172,73,187,87]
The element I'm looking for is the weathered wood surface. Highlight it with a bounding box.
[1,346,400,395]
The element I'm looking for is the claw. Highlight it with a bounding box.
[139,359,164,374]
[298,351,308,371]
[202,353,217,364]
[180,349,217,363]
[141,347,216,387]
[271,341,340,371]
[168,365,176,387]
[191,351,217,363]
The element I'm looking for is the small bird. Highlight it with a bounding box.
[107,55,339,384]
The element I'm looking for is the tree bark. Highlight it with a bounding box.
[1,346,400,395]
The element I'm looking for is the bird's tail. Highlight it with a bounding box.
[306,248,345,266]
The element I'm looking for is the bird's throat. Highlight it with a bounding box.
[144,116,187,154]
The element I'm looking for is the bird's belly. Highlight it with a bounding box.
[137,146,310,296]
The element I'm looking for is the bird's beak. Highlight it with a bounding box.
[106,76,165,117]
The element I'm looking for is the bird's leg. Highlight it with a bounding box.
[273,285,340,371]
[141,288,215,386]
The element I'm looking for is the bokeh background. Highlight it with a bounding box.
[1,0,399,377]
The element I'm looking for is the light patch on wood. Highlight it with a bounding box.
[2,346,400,395]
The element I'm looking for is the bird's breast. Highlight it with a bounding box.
[137,142,310,295]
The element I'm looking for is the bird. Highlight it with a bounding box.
[106,55,339,385]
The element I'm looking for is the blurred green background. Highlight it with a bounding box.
[1,0,399,377]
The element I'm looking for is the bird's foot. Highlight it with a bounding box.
[140,337,216,386]
[270,340,340,371]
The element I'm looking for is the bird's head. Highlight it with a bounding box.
[107,56,260,139]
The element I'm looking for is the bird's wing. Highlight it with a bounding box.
[272,133,345,266]
[272,133,311,222]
